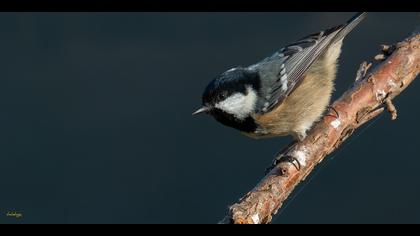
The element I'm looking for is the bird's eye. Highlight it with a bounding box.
[220,92,228,100]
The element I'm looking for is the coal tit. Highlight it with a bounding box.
[193,12,366,140]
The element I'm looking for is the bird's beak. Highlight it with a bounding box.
[192,106,210,116]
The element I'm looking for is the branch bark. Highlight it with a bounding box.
[221,30,420,224]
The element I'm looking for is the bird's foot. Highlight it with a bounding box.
[266,154,302,175]
[326,106,340,119]
[265,141,300,174]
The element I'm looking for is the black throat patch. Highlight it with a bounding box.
[210,109,258,133]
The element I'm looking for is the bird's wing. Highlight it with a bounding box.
[249,12,366,113]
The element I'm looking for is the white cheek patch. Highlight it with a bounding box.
[215,87,257,120]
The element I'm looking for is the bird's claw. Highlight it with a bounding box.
[265,153,302,174]
[326,106,340,119]
[282,155,302,171]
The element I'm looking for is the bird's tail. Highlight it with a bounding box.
[333,12,367,42]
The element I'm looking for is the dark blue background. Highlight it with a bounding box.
[0,12,419,224]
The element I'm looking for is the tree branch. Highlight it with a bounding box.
[221,30,420,224]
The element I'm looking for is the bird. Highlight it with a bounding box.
[193,12,366,141]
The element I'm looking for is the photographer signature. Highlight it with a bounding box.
[6,211,23,219]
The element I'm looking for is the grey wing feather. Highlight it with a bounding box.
[248,12,366,113]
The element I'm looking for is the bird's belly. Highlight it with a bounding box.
[251,73,334,139]
[241,129,290,139]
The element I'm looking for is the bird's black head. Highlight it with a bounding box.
[202,67,260,105]
[193,67,261,133]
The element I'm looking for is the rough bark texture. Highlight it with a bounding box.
[221,32,420,224]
